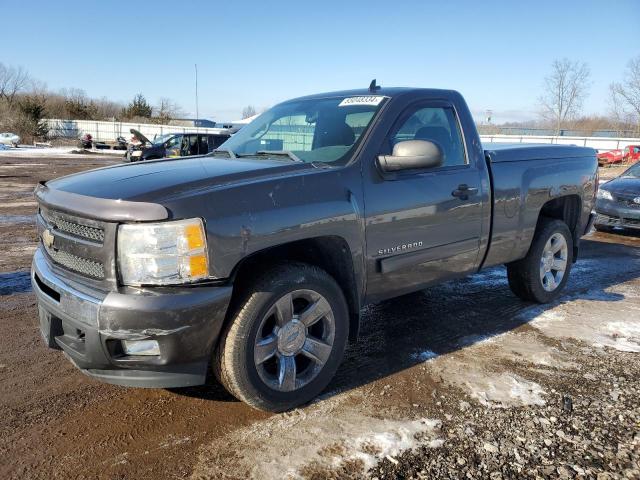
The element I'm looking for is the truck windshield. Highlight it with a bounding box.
[623,163,640,178]
[152,134,172,145]
[219,96,386,165]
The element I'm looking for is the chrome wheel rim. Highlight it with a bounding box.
[539,232,568,292]
[254,289,335,392]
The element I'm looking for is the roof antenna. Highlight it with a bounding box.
[369,79,381,93]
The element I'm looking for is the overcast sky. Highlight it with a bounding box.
[2,0,638,123]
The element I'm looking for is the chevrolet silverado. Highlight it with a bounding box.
[32,85,598,411]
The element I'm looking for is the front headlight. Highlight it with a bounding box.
[597,189,613,201]
[117,218,209,285]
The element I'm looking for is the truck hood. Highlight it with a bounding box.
[47,155,312,203]
[602,176,640,195]
[130,128,151,144]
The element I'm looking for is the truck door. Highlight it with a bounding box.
[363,101,486,301]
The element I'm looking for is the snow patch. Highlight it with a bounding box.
[497,332,575,368]
[457,333,496,347]
[191,393,441,479]
[528,283,640,353]
[345,417,441,471]
[0,163,47,168]
[0,201,37,208]
[461,370,546,408]
[411,350,438,362]
[0,146,76,157]
[463,268,508,287]
[603,321,640,353]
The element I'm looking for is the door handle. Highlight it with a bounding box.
[451,184,478,200]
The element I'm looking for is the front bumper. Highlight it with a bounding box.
[595,199,640,230]
[32,248,233,388]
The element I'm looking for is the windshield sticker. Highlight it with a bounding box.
[338,96,385,107]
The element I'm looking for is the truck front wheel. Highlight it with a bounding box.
[213,263,349,412]
[507,218,573,303]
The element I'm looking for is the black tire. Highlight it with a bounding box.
[507,218,573,304]
[214,263,349,412]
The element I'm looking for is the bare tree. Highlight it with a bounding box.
[242,105,257,119]
[154,97,183,124]
[538,59,591,135]
[610,55,640,134]
[94,97,124,120]
[0,63,30,105]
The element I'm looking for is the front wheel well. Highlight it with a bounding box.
[228,237,361,342]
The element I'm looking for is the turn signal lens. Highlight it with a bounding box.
[185,224,205,250]
[188,255,208,277]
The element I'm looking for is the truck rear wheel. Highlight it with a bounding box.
[507,218,573,303]
[213,263,349,412]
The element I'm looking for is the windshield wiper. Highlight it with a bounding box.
[253,150,303,163]
[209,149,236,158]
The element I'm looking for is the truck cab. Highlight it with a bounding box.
[623,145,640,164]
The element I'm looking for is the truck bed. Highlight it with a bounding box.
[482,143,597,268]
[483,143,594,163]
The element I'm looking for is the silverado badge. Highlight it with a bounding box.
[42,229,55,249]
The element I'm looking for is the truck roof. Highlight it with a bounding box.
[284,87,460,103]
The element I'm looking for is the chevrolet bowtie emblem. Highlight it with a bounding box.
[634,196,640,205]
[42,229,55,249]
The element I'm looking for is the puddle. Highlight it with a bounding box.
[0,271,32,295]
[0,215,35,225]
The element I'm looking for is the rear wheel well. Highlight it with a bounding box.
[228,237,361,342]
[538,195,582,259]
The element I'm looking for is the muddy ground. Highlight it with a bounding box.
[0,151,638,479]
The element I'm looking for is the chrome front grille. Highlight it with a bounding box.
[620,199,640,209]
[41,208,105,243]
[43,244,105,279]
[37,207,115,284]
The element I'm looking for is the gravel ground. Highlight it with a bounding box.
[0,151,639,479]
[369,352,640,480]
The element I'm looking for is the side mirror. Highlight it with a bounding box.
[377,140,443,172]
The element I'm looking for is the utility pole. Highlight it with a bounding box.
[195,63,199,131]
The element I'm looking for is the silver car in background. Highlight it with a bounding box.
[0,132,20,147]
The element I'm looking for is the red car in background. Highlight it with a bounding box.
[598,145,640,166]
[623,145,640,164]
[597,149,624,166]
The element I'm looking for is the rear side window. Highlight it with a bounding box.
[390,106,466,167]
[207,135,227,151]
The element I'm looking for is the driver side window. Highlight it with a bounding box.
[166,135,182,148]
[390,106,466,167]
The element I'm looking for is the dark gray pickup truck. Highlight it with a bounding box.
[32,86,598,411]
